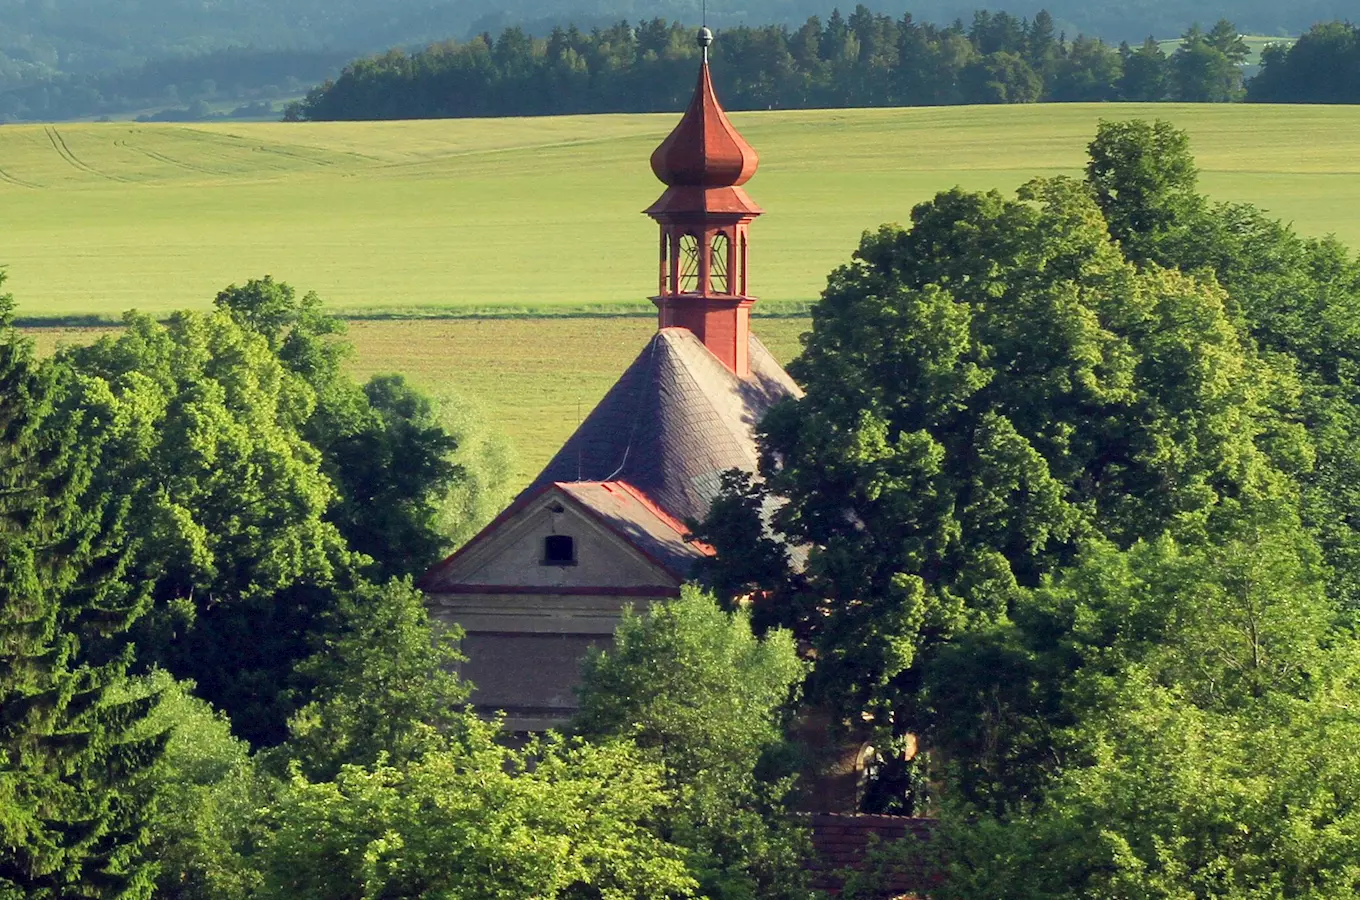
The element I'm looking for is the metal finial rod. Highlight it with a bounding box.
[697,25,713,62]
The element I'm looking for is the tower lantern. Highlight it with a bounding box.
[645,27,763,376]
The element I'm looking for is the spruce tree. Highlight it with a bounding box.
[0,274,163,900]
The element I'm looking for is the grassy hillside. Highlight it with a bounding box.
[3,103,1360,323]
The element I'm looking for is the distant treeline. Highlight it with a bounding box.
[1250,21,1360,103]
[0,48,351,122]
[291,7,1303,121]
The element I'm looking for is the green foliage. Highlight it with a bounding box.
[1086,118,1204,253]
[48,277,488,745]
[0,272,163,899]
[257,718,697,900]
[1250,23,1360,103]
[1087,120,1360,610]
[56,305,357,744]
[296,9,1143,121]
[923,514,1334,811]
[575,587,812,900]
[911,670,1360,900]
[735,173,1288,734]
[282,579,471,781]
[433,389,516,550]
[1171,21,1248,101]
[214,277,484,580]
[121,671,272,900]
[705,117,1360,886]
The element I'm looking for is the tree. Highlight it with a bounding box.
[1085,120,1360,612]
[256,721,697,900]
[894,662,1360,900]
[1171,22,1245,102]
[1117,37,1169,100]
[57,279,498,746]
[1049,35,1121,101]
[213,277,494,581]
[960,51,1042,103]
[1249,23,1360,103]
[58,307,358,745]
[575,587,811,900]
[122,671,272,900]
[282,579,472,781]
[1085,118,1203,255]
[698,167,1294,808]
[0,273,163,899]
[921,511,1333,811]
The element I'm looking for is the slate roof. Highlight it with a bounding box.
[525,327,801,529]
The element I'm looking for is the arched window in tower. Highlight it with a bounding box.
[739,233,748,294]
[659,230,670,295]
[678,233,701,293]
[710,232,730,294]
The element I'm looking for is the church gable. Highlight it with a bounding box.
[421,484,687,594]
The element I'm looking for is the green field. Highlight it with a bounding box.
[3,103,1360,322]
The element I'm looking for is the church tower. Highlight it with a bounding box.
[421,31,800,730]
[647,27,763,376]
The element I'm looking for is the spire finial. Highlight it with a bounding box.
[697,26,713,62]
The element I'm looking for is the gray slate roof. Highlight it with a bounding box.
[526,327,801,528]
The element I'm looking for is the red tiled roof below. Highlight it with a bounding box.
[806,814,937,899]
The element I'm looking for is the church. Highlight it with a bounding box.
[419,26,802,732]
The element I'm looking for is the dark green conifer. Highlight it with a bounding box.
[0,273,163,899]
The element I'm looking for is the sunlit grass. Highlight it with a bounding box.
[3,103,1358,321]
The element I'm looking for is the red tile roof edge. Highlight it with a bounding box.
[553,480,712,580]
[610,480,716,555]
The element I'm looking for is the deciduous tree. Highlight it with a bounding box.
[575,587,811,899]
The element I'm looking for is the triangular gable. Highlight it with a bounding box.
[421,483,704,594]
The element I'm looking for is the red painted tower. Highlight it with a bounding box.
[646,27,763,377]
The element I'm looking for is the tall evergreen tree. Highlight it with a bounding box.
[0,273,163,899]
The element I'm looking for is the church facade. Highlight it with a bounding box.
[420,29,800,731]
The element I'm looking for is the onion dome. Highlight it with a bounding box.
[649,29,759,190]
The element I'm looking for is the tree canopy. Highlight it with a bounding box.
[696,118,1360,867]
[576,587,811,900]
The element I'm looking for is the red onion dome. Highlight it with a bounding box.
[649,31,759,189]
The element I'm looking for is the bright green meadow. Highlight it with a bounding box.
[3,103,1360,321]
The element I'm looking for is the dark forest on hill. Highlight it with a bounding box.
[0,0,1336,87]
[291,11,1349,122]
[4,6,1356,122]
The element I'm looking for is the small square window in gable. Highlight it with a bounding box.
[542,534,576,566]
